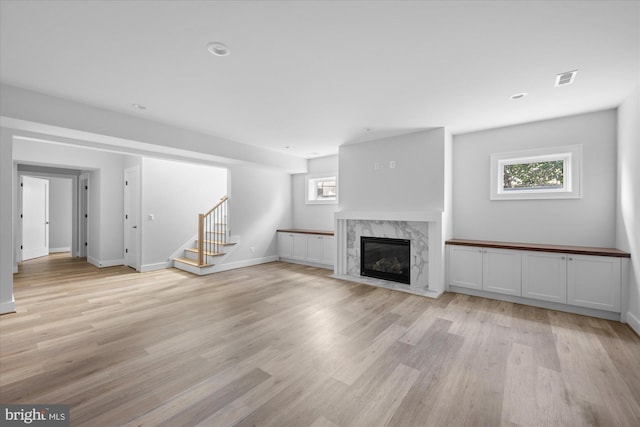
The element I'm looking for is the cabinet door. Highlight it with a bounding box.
[448,245,483,290]
[307,235,324,263]
[482,248,522,296]
[567,255,621,312]
[277,233,293,259]
[322,236,334,266]
[522,251,567,303]
[292,234,307,260]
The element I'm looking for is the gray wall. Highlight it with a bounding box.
[140,157,227,268]
[226,164,292,263]
[339,129,446,212]
[616,86,640,333]
[292,155,339,230]
[47,176,72,252]
[452,110,618,247]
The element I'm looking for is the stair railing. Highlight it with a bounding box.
[197,196,229,266]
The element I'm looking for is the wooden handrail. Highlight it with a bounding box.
[203,196,229,218]
[197,195,228,267]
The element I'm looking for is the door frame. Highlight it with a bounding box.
[124,166,141,271]
[78,173,90,258]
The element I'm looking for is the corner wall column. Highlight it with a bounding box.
[0,129,15,314]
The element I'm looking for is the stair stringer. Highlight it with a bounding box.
[172,234,248,275]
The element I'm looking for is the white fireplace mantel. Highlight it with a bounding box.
[333,210,446,298]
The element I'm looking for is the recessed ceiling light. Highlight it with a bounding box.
[207,42,230,57]
[510,93,528,100]
[132,103,147,110]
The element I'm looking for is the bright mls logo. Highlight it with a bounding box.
[1,404,69,426]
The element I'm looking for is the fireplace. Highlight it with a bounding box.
[361,236,410,284]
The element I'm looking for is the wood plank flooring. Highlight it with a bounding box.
[1,253,640,426]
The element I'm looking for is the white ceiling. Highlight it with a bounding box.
[1,1,638,159]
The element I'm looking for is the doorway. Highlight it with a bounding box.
[124,166,140,270]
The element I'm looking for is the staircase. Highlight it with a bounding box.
[173,196,236,275]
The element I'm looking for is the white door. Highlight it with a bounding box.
[124,167,140,270]
[448,245,483,290]
[22,176,50,260]
[522,251,567,303]
[567,255,621,312]
[482,248,522,296]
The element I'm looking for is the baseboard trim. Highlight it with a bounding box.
[0,298,16,315]
[449,285,621,322]
[49,247,71,253]
[88,257,124,268]
[140,262,170,272]
[331,273,442,299]
[278,257,333,271]
[174,256,278,276]
[209,256,279,273]
[626,311,640,336]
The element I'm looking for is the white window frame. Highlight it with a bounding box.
[305,174,338,204]
[490,145,582,200]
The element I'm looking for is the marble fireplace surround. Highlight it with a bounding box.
[333,210,445,298]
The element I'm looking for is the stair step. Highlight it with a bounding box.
[184,248,225,257]
[196,240,236,246]
[206,231,226,235]
[174,257,212,268]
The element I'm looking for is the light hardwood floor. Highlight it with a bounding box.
[1,253,639,426]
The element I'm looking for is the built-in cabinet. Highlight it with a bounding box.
[448,246,521,296]
[448,241,628,315]
[277,230,334,269]
[521,251,567,304]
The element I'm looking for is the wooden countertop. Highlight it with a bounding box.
[446,239,630,258]
[277,229,334,236]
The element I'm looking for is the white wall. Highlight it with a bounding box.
[616,86,640,334]
[12,137,129,266]
[225,164,292,264]
[292,155,338,230]
[47,176,73,252]
[452,110,618,247]
[1,84,306,173]
[140,157,227,270]
[339,129,446,212]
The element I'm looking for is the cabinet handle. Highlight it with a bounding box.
[568,257,573,261]
[561,256,565,260]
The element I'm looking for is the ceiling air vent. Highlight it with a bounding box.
[555,70,578,87]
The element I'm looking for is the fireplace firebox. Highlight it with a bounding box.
[360,236,410,284]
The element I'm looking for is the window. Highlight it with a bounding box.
[306,175,337,204]
[490,145,582,200]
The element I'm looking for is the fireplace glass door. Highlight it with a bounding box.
[360,237,410,284]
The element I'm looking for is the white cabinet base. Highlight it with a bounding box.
[449,285,621,322]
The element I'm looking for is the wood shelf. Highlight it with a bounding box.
[277,229,334,236]
[446,239,630,258]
